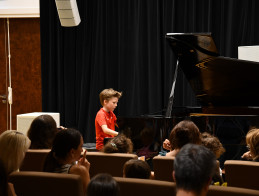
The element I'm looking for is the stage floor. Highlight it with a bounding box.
[83,143,97,151]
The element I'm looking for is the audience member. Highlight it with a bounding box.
[123,159,151,179]
[201,132,225,159]
[102,134,133,153]
[43,128,90,193]
[174,144,217,196]
[242,129,259,161]
[0,130,30,174]
[87,173,119,196]
[201,132,225,184]
[136,127,159,160]
[166,120,201,157]
[27,115,59,149]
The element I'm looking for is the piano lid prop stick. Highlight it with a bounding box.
[165,59,179,117]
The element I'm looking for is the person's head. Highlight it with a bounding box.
[102,134,133,153]
[174,144,217,195]
[51,128,83,163]
[140,127,155,146]
[246,129,259,160]
[201,132,225,159]
[0,130,31,174]
[27,115,58,149]
[87,173,119,196]
[123,159,151,179]
[169,120,201,150]
[99,88,122,112]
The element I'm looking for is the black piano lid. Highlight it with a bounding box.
[166,33,259,109]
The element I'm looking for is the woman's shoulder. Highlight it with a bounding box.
[165,150,177,157]
[69,164,87,175]
[53,164,72,174]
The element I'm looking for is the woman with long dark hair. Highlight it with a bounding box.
[43,128,90,193]
[27,115,58,149]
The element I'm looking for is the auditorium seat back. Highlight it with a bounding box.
[20,149,50,171]
[152,155,175,181]
[85,152,138,177]
[114,176,259,196]
[224,160,259,190]
[207,185,259,196]
[8,171,84,196]
[114,177,176,196]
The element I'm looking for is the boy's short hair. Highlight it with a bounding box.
[123,159,151,179]
[99,88,122,106]
[174,144,217,194]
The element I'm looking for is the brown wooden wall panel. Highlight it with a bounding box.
[0,18,41,133]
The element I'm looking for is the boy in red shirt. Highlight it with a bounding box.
[95,88,122,150]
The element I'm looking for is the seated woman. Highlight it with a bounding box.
[123,159,151,179]
[0,130,31,175]
[166,120,201,157]
[242,129,259,161]
[27,114,59,149]
[102,134,133,153]
[43,128,90,193]
[87,173,119,196]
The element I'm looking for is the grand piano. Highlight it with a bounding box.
[117,33,259,163]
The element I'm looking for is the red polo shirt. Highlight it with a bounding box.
[95,108,116,150]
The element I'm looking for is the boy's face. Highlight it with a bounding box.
[103,97,119,112]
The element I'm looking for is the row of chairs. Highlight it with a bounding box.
[20,150,259,190]
[153,156,259,191]
[20,149,138,177]
[115,177,259,196]
[9,171,259,196]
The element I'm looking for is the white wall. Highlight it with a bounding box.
[0,0,39,18]
[238,46,259,63]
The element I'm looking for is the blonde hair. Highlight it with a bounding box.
[0,130,31,174]
[246,129,259,161]
[99,88,122,106]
